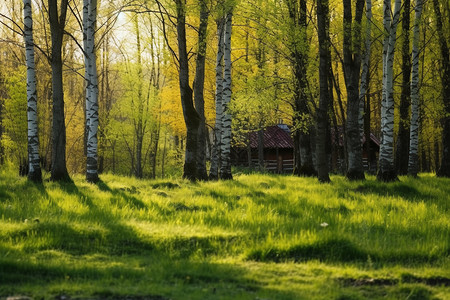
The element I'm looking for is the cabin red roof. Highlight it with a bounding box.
[249,125,293,149]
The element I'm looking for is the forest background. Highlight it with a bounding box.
[0,0,448,182]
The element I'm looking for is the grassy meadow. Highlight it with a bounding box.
[0,165,449,299]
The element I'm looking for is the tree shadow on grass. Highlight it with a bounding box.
[353,181,435,202]
[0,257,300,300]
[247,236,446,266]
[42,181,155,256]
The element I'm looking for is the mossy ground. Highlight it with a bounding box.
[0,165,449,299]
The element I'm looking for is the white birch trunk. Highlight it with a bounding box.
[219,11,233,180]
[359,0,372,139]
[83,0,99,182]
[209,18,225,180]
[408,0,423,176]
[380,0,391,147]
[378,0,401,181]
[24,0,41,182]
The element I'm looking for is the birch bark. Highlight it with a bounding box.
[407,0,422,176]
[378,0,401,182]
[209,18,225,180]
[359,0,372,139]
[219,11,233,180]
[83,0,99,183]
[24,0,42,182]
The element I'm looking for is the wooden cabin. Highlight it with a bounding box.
[232,124,380,174]
[232,125,294,173]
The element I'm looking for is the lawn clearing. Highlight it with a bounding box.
[0,167,449,299]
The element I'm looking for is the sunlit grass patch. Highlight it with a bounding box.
[0,165,449,299]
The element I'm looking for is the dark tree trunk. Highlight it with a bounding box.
[135,134,143,178]
[258,128,264,170]
[432,0,450,177]
[332,66,348,173]
[194,0,209,180]
[434,137,439,172]
[343,0,365,180]
[150,121,160,179]
[247,132,252,167]
[0,73,5,165]
[364,83,372,173]
[176,0,200,181]
[49,0,70,181]
[329,92,340,173]
[316,0,332,182]
[293,131,301,173]
[396,0,411,175]
[287,0,315,177]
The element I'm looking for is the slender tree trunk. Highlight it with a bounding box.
[219,11,233,180]
[161,133,167,178]
[364,77,372,172]
[194,0,209,180]
[407,0,422,176]
[24,0,42,182]
[380,0,391,146]
[378,0,401,182]
[134,16,145,178]
[49,0,70,181]
[258,128,264,170]
[331,66,348,173]
[209,18,225,180]
[176,0,200,180]
[0,88,3,165]
[316,0,331,182]
[247,131,252,167]
[395,0,411,175]
[83,0,99,183]
[343,0,365,180]
[359,0,372,139]
[432,0,450,177]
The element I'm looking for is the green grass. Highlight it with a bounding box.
[0,165,449,299]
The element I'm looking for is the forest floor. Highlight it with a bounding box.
[0,165,449,299]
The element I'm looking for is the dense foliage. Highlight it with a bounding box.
[0,0,448,179]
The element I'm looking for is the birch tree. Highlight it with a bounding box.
[359,0,372,138]
[209,17,225,180]
[48,0,70,181]
[343,0,365,180]
[23,0,42,182]
[83,0,99,183]
[378,0,401,182]
[432,0,450,177]
[219,10,233,180]
[407,0,422,176]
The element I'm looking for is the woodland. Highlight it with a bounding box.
[0,0,448,183]
[0,1,450,299]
